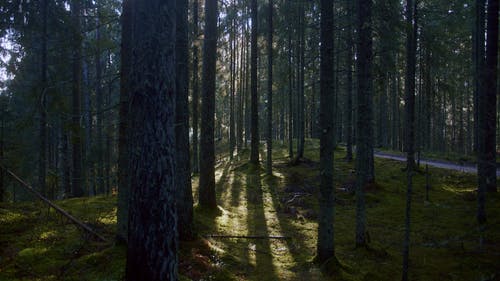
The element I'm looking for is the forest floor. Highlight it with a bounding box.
[1,140,500,280]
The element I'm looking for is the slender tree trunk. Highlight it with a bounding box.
[266,0,273,175]
[355,0,373,248]
[297,3,305,159]
[83,60,92,196]
[116,0,132,243]
[345,1,354,161]
[229,8,236,159]
[245,22,250,148]
[237,22,245,151]
[71,0,84,198]
[402,0,417,279]
[249,0,260,165]
[176,0,194,240]
[191,0,200,173]
[38,0,48,197]
[317,0,335,263]
[125,0,178,279]
[95,6,104,195]
[0,113,4,202]
[199,0,218,209]
[392,54,399,150]
[288,25,294,159]
[105,69,112,195]
[482,0,498,193]
[473,0,485,154]
[404,0,417,170]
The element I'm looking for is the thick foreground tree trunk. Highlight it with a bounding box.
[316,0,335,263]
[125,0,178,280]
[199,0,218,209]
[355,0,373,248]
[176,0,194,240]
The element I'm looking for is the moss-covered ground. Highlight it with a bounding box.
[1,140,499,280]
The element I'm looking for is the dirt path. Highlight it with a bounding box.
[374,151,500,177]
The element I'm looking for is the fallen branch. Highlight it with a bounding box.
[204,234,290,240]
[0,162,108,242]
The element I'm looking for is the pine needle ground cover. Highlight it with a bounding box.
[1,140,499,280]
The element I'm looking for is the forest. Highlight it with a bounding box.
[0,0,499,280]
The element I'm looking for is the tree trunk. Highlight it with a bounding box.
[237,22,245,151]
[0,113,4,202]
[355,0,373,248]
[477,0,499,225]
[402,0,417,279]
[199,0,218,209]
[345,1,354,161]
[288,24,294,159]
[297,3,305,159]
[39,0,48,197]
[249,0,260,165]
[316,0,335,263]
[71,0,84,198]
[95,5,104,195]
[482,0,498,193]
[176,0,194,240]
[116,0,132,243]
[125,0,178,279]
[191,0,200,174]
[404,0,417,170]
[82,60,92,195]
[266,0,273,175]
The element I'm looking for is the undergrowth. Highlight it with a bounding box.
[1,139,499,280]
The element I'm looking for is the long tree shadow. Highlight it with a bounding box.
[265,161,321,278]
[244,165,279,280]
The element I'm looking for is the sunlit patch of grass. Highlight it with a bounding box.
[39,230,58,241]
[441,184,477,194]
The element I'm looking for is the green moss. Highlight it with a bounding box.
[0,139,499,280]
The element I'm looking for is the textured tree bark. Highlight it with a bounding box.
[355,0,373,248]
[236,21,246,152]
[191,0,200,174]
[199,0,218,209]
[116,0,132,244]
[473,0,485,154]
[402,0,417,279]
[125,0,178,280]
[95,5,104,195]
[39,0,48,197]
[477,0,499,226]
[249,0,260,165]
[71,0,84,198]
[237,21,245,151]
[266,0,273,175]
[296,4,305,160]
[481,0,498,193]
[176,0,194,240]
[0,114,3,202]
[288,25,294,159]
[82,60,92,195]
[345,1,354,162]
[404,0,417,170]
[316,0,335,263]
[229,6,236,159]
